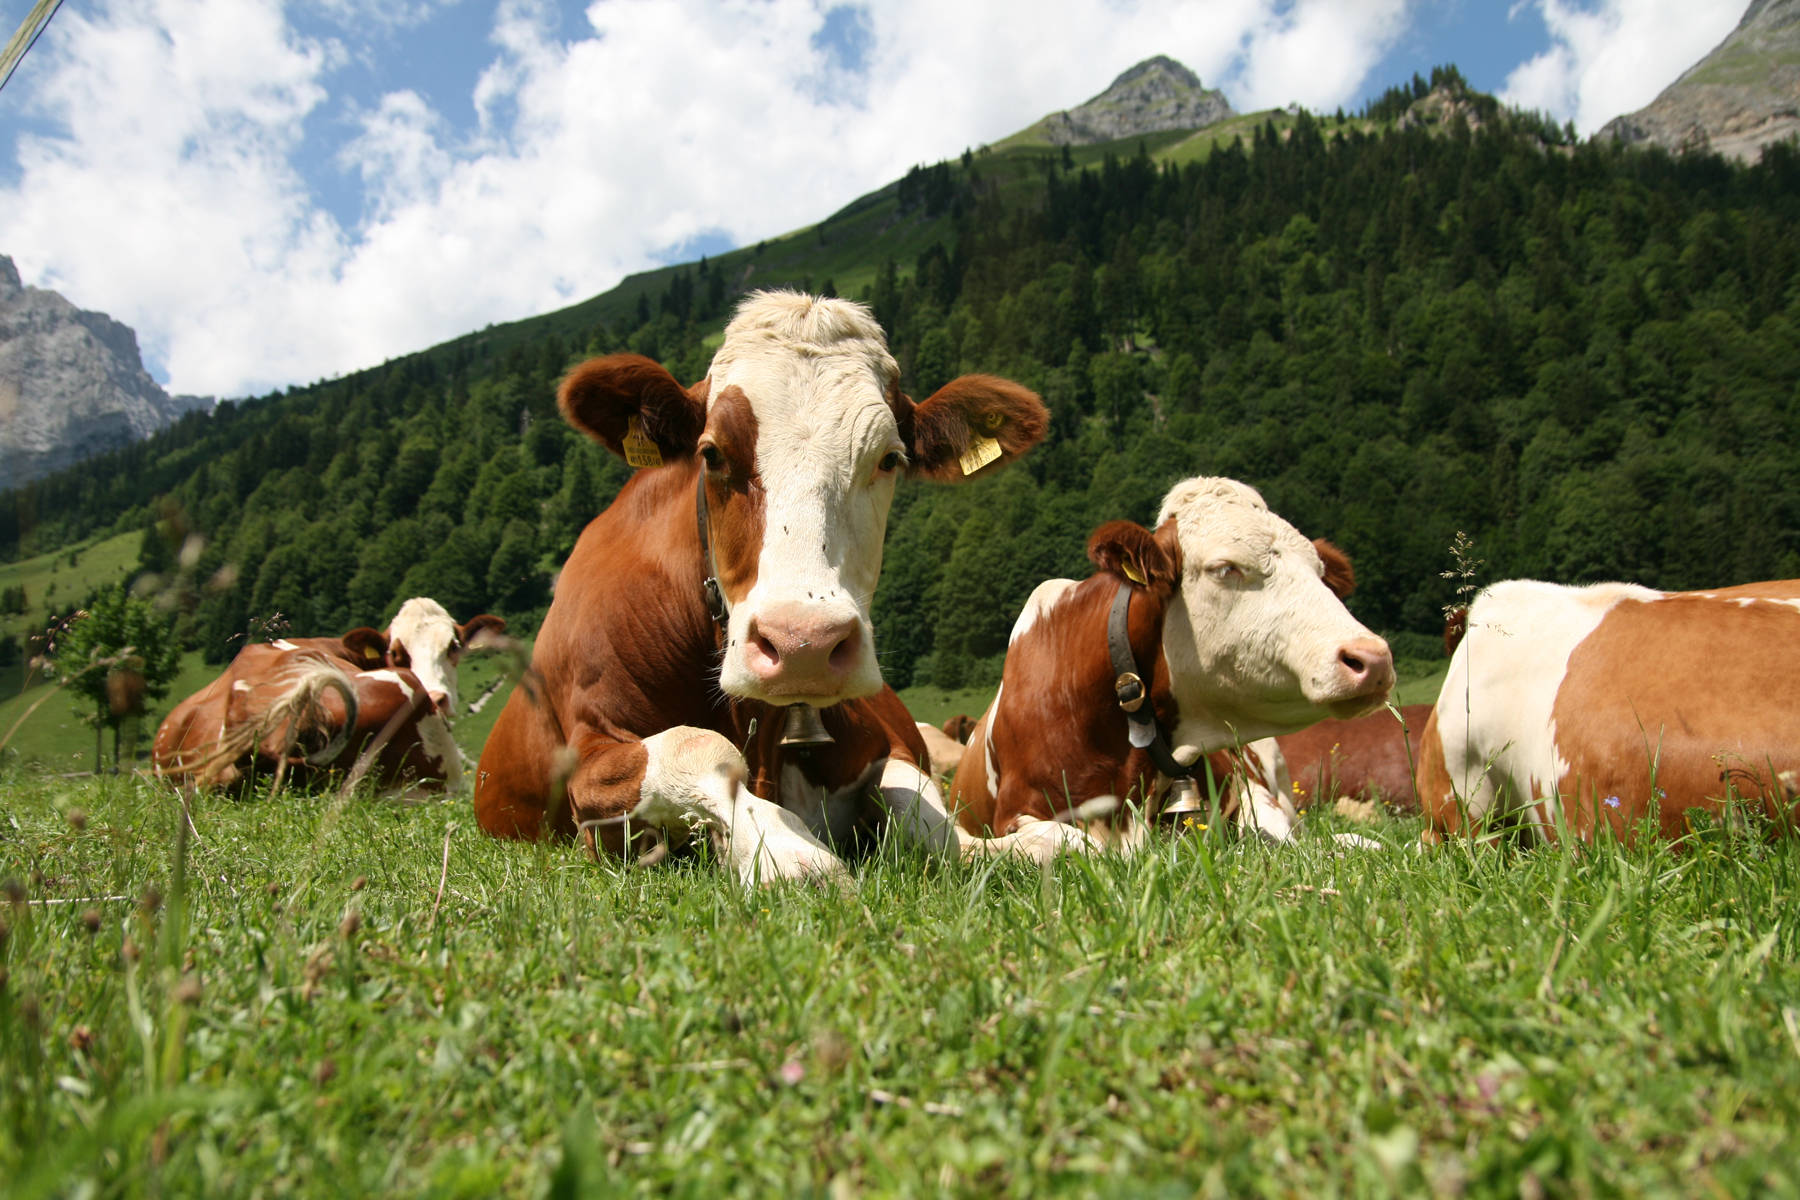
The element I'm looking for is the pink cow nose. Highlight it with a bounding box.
[428,690,450,713]
[744,607,863,696]
[1336,637,1396,697]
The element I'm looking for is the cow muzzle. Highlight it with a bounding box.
[741,604,866,700]
[1324,636,1396,718]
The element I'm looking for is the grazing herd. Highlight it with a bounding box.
[148,291,1800,877]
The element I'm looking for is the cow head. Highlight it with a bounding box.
[560,291,1047,707]
[384,598,507,714]
[1088,477,1394,747]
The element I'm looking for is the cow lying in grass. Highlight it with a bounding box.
[1277,704,1432,813]
[471,291,1048,884]
[949,477,1395,859]
[152,598,502,797]
[1417,578,1800,844]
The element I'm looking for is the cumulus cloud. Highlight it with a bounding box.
[1,0,1417,398]
[1500,0,1740,135]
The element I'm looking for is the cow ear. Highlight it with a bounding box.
[1313,539,1356,599]
[458,614,507,651]
[897,375,1048,482]
[1088,520,1179,588]
[341,627,389,666]
[558,354,707,464]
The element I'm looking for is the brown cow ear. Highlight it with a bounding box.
[459,614,507,650]
[1313,539,1356,599]
[558,354,707,465]
[341,627,389,666]
[1088,520,1179,588]
[897,375,1048,482]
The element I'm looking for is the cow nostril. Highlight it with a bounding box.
[753,633,779,664]
[1339,650,1366,677]
[827,624,862,672]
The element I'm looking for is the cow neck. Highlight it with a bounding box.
[695,467,729,626]
[1106,583,1196,781]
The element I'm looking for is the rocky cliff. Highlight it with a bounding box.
[0,256,211,491]
[1009,56,1235,147]
[1600,0,1800,163]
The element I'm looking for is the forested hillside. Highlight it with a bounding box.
[5,79,1799,693]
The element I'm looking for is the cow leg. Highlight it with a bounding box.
[875,759,960,859]
[631,727,850,887]
[473,687,560,839]
[955,816,1100,864]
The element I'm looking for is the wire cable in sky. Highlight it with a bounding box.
[0,0,66,97]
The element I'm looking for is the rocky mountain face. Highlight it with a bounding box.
[1024,56,1235,146]
[1600,0,1800,163]
[0,256,211,492]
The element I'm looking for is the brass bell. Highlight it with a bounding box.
[1160,776,1206,820]
[778,703,835,748]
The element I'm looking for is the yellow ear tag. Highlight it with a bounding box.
[363,646,382,662]
[1122,559,1148,587]
[958,436,1002,476]
[622,417,664,469]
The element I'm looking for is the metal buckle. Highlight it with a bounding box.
[1114,672,1146,713]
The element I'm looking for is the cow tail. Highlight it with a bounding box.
[193,660,357,791]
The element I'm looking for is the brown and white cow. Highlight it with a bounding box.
[949,477,1395,860]
[1417,579,1800,843]
[1277,703,1431,812]
[152,598,502,796]
[281,597,506,714]
[471,291,1047,883]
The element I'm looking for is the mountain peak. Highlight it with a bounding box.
[1013,55,1235,148]
[1600,0,1800,162]
[1106,55,1204,94]
[1,258,212,489]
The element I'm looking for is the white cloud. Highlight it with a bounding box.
[1500,0,1740,135]
[1,0,1418,398]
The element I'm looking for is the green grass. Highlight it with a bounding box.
[0,531,141,643]
[895,684,997,729]
[3,771,1798,1195]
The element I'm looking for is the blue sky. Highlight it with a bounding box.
[0,0,1745,399]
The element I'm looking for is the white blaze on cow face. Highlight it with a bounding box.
[1157,478,1395,749]
[706,295,906,705]
[386,597,462,713]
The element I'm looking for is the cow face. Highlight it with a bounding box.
[384,598,506,714]
[560,291,1046,707]
[1090,477,1394,746]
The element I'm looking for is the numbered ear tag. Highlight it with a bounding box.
[958,436,1002,476]
[622,417,664,469]
[1122,559,1148,587]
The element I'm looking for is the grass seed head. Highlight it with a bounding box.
[1,876,24,906]
[81,907,102,935]
[339,907,361,938]
[173,974,202,1006]
[67,807,88,831]
[69,1024,95,1053]
[351,875,366,892]
[138,884,163,914]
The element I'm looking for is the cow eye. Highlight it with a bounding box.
[1206,561,1245,583]
[877,450,904,473]
[699,444,724,472]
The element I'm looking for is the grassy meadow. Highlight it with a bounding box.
[3,766,1798,1197]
